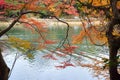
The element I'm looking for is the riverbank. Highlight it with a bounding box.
[32,18,102,27]
[0,18,103,28]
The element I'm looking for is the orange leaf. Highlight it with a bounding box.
[44,40,56,44]
[55,61,75,69]
[72,30,86,44]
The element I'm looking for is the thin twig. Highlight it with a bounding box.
[8,52,19,78]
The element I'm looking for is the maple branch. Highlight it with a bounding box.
[0,2,29,37]
[79,18,107,46]
[85,13,106,32]
[18,21,46,41]
[13,10,70,48]
[0,15,22,37]
[52,16,70,47]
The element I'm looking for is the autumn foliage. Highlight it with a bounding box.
[0,0,118,65]
[0,0,120,80]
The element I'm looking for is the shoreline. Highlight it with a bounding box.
[0,19,102,28]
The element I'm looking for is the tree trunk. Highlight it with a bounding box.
[107,35,120,80]
[0,49,10,80]
[109,45,120,80]
[105,17,120,80]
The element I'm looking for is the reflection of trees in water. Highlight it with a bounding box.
[77,60,109,80]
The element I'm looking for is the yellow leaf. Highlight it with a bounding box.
[27,53,34,59]
[8,36,32,49]
[112,24,120,36]
[117,1,120,9]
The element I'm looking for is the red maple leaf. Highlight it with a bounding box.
[64,6,78,16]
[43,53,57,60]
[0,0,5,5]
[63,45,78,53]
[55,61,75,69]
[61,61,75,67]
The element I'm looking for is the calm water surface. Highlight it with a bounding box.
[4,26,107,80]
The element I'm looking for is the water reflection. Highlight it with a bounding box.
[4,26,108,80]
[4,50,99,80]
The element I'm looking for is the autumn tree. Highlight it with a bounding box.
[73,0,120,80]
[0,0,120,80]
[0,0,78,80]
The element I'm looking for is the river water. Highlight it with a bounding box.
[2,25,108,80]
